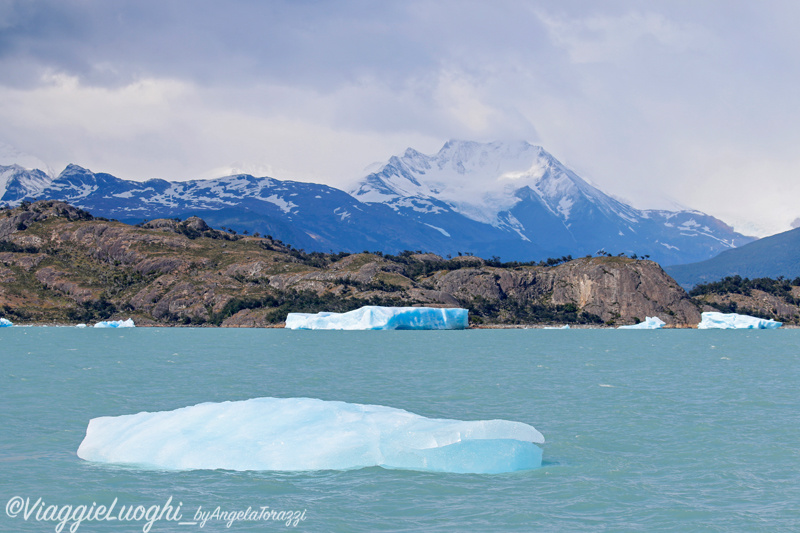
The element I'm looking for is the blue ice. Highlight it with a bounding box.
[698,311,781,329]
[0,318,12,327]
[285,305,468,330]
[77,397,543,474]
[618,316,665,329]
[93,318,135,328]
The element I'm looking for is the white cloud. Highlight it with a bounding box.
[537,11,708,63]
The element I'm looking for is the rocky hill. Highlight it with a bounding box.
[0,201,702,327]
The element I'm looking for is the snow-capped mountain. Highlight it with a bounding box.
[0,165,51,202]
[353,140,623,228]
[0,141,754,265]
[0,163,457,255]
[351,140,754,264]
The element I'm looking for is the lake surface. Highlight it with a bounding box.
[2,327,800,532]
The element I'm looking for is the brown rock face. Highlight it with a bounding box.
[35,266,96,304]
[429,257,700,326]
[544,258,700,325]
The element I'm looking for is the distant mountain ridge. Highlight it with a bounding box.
[0,140,754,265]
[666,226,800,289]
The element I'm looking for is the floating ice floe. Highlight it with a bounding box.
[75,323,87,328]
[285,305,468,330]
[697,312,781,329]
[93,318,135,328]
[618,316,666,330]
[77,397,543,474]
[543,325,570,329]
[0,318,12,327]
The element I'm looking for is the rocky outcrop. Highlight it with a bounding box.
[0,201,93,240]
[0,252,47,270]
[546,258,700,325]
[427,258,700,326]
[35,266,96,303]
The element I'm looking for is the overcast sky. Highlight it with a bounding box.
[1,0,799,236]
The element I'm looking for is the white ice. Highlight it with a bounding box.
[285,306,468,330]
[618,316,666,329]
[93,318,135,328]
[0,318,12,327]
[77,397,543,474]
[697,312,782,329]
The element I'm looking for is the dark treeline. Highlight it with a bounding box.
[690,275,800,306]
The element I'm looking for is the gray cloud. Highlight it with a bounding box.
[1,0,799,236]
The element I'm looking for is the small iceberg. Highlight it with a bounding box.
[543,325,570,329]
[75,323,87,328]
[618,316,666,330]
[93,318,135,328]
[697,312,782,329]
[77,397,543,474]
[285,305,468,330]
[0,318,12,327]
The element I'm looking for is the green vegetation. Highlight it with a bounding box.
[465,297,603,325]
[0,241,39,253]
[66,297,118,322]
[690,275,800,306]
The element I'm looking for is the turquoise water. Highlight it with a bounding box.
[2,328,800,532]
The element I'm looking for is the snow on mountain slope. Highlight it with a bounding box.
[0,166,20,198]
[352,140,639,229]
[0,165,52,202]
[351,140,755,263]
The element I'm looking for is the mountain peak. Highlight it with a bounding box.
[435,139,539,169]
[352,139,595,226]
[61,164,91,174]
[346,139,754,264]
[439,138,534,154]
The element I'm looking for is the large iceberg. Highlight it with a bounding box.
[285,306,468,330]
[618,316,666,330]
[93,318,135,328]
[0,318,12,327]
[698,312,782,329]
[77,397,543,474]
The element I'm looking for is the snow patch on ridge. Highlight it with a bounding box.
[424,223,451,237]
[262,195,297,214]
